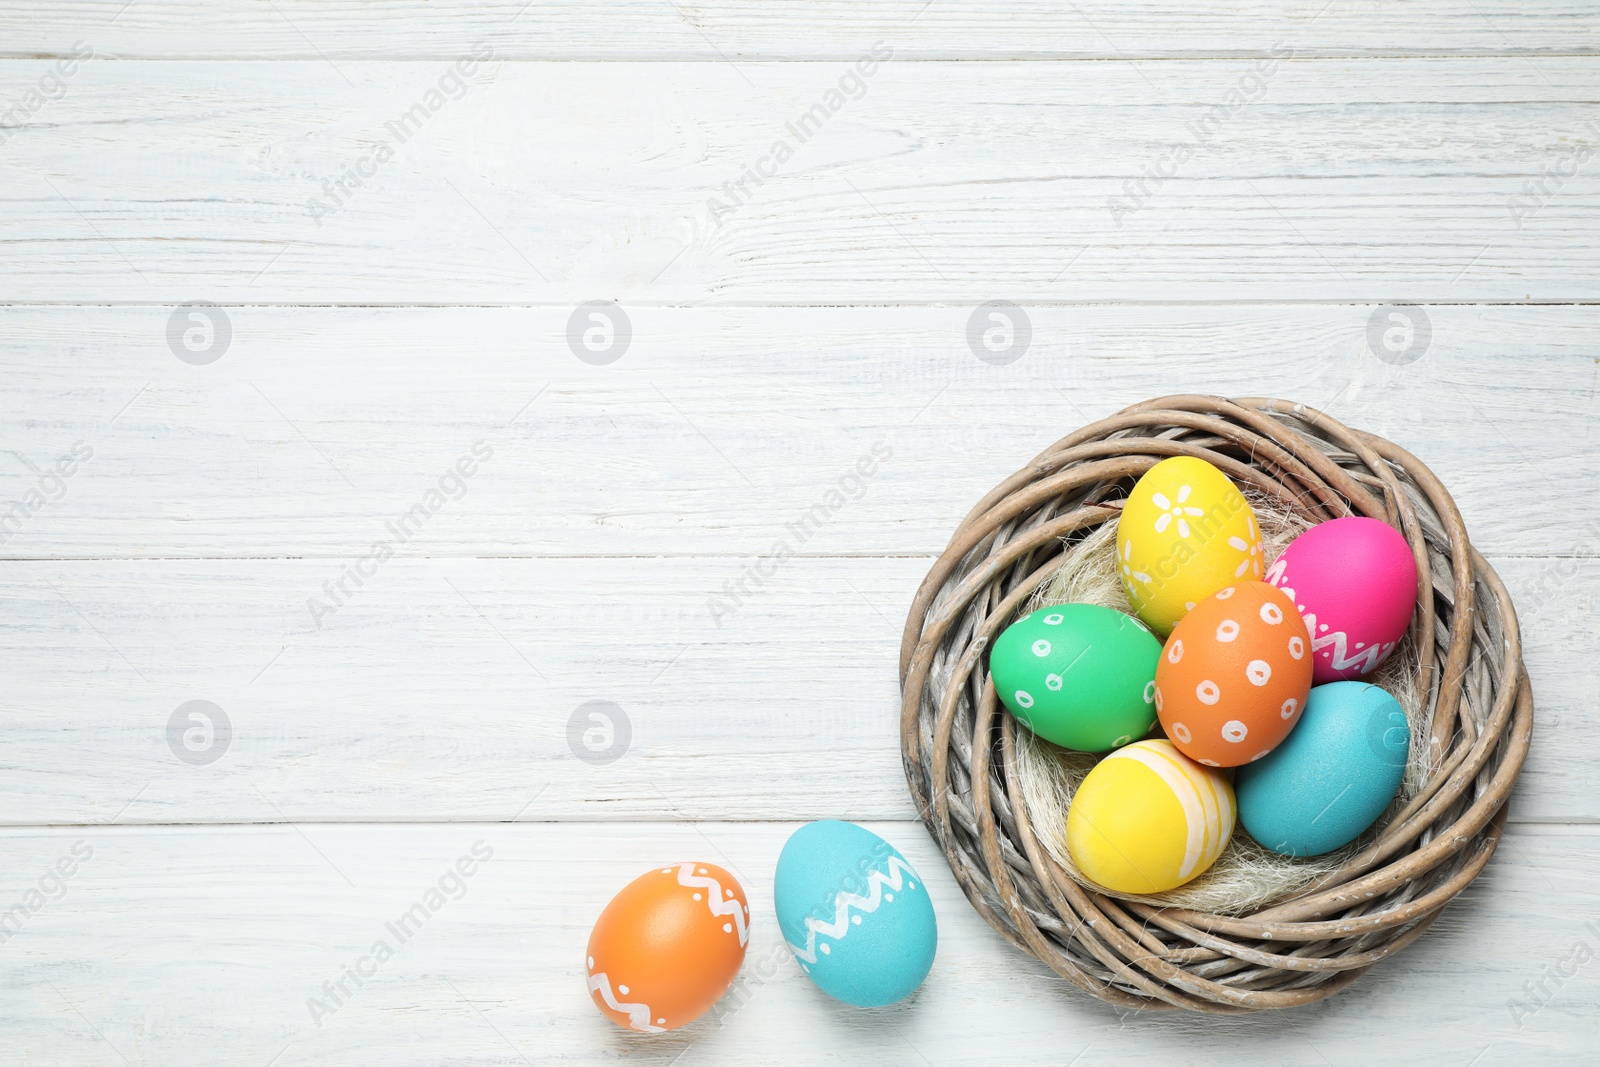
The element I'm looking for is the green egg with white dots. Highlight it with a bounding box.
[989,603,1161,752]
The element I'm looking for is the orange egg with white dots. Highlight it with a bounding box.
[585,862,749,1033]
[1154,580,1313,768]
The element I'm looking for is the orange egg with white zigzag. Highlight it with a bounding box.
[585,862,749,1033]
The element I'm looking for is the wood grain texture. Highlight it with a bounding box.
[1,0,1593,1050]
[0,554,1589,824]
[2,304,1597,559]
[1,822,1595,1065]
[0,60,1596,303]
[2,1,1596,59]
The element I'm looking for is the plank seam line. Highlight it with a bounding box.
[0,818,1590,829]
[5,301,1600,310]
[2,52,1599,62]
[0,553,1589,563]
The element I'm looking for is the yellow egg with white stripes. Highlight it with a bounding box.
[1066,739,1235,894]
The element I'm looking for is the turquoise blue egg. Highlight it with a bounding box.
[1236,681,1409,857]
[774,821,936,1007]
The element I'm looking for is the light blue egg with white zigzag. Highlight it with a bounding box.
[773,820,936,1007]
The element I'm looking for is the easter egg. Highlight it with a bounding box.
[1154,580,1313,768]
[1066,739,1235,894]
[1266,516,1419,683]
[1237,682,1410,856]
[1117,456,1264,635]
[585,862,749,1033]
[990,603,1162,752]
[774,821,936,1007]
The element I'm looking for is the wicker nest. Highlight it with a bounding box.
[898,395,1533,1013]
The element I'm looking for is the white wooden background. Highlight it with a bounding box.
[1,3,1597,1064]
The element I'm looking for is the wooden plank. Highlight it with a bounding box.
[0,554,1588,824]
[0,60,1596,303]
[3,3,1592,1058]
[2,2,1596,59]
[1,304,1595,559]
[0,822,1594,1064]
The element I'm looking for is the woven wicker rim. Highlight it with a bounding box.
[897,395,1533,1013]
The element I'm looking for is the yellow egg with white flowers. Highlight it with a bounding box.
[1066,739,1235,894]
[1116,456,1263,635]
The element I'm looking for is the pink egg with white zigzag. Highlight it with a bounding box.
[1266,516,1419,683]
